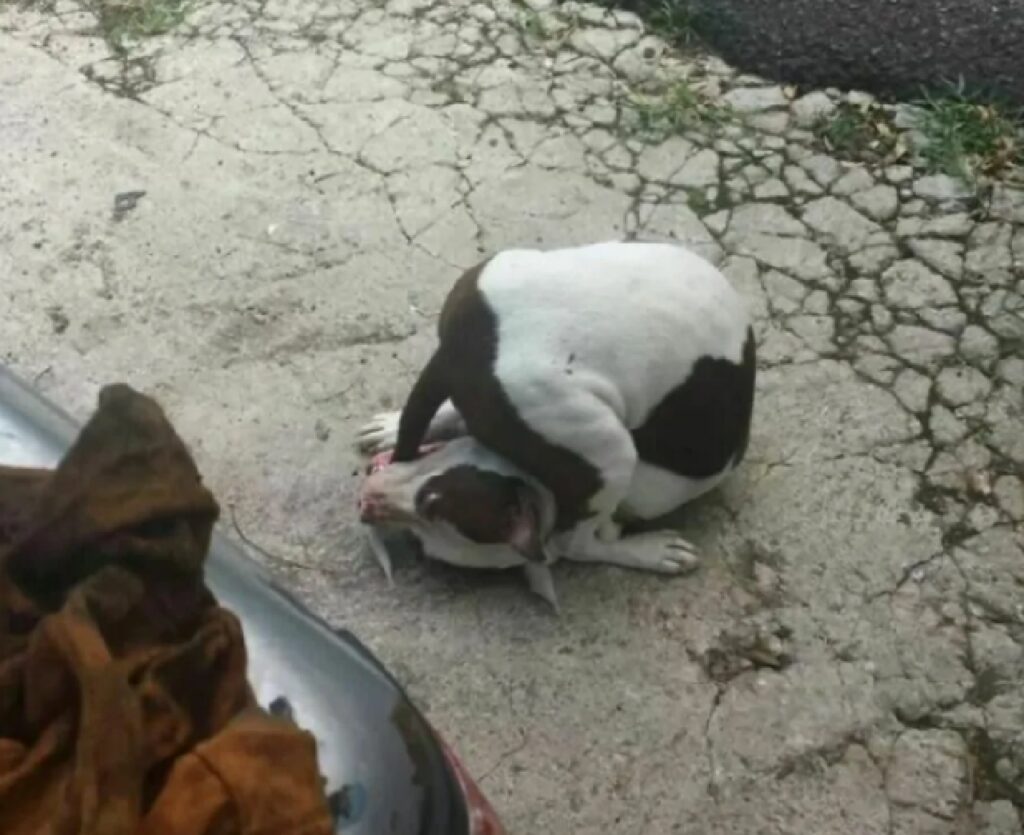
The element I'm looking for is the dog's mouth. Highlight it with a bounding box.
[357,496,417,527]
[357,477,420,526]
[358,443,450,526]
[364,450,395,477]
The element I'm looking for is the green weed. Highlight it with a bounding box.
[916,84,1022,180]
[639,0,698,44]
[627,78,732,140]
[815,101,903,165]
[517,7,547,40]
[91,0,194,52]
[595,0,699,44]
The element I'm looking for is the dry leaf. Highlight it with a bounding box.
[966,469,993,497]
[889,138,909,161]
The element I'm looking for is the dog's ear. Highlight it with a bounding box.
[507,482,546,562]
[524,563,559,612]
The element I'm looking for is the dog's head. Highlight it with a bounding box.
[358,438,554,567]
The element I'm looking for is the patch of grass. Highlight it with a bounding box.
[916,85,1022,180]
[517,7,548,40]
[684,187,711,213]
[627,78,732,140]
[593,0,698,44]
[637,0,699,44]
[91,0,194,52]
[596,0,737,47]
[815,101,905,165]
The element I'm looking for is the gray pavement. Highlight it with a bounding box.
[1,0,1022,832]
[650,0,1024,105]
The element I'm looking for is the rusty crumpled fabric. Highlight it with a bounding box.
[0,384,333,835]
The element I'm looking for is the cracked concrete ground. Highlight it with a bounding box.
[2,0,1022,831]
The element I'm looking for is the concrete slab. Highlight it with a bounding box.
[2,0,1022,830]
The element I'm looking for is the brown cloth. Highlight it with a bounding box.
[0,384,334,835]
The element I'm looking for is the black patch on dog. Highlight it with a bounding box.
[395,261,603,532]
[414,465,526,544]
[632,326,756,477]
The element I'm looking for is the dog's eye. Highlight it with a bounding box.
[420,492,441,519]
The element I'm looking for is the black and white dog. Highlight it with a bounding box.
[357,241,755,605]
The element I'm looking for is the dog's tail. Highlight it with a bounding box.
[393,348,448,462]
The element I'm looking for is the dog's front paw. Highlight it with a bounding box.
[621,532,700,574]
[355,411,401,454]
[576,530,700,575]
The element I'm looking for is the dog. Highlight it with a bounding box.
[357,240,756,606]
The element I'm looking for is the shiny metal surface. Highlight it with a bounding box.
[0,368,468,835]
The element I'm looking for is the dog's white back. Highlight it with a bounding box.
[482,242,749,431]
